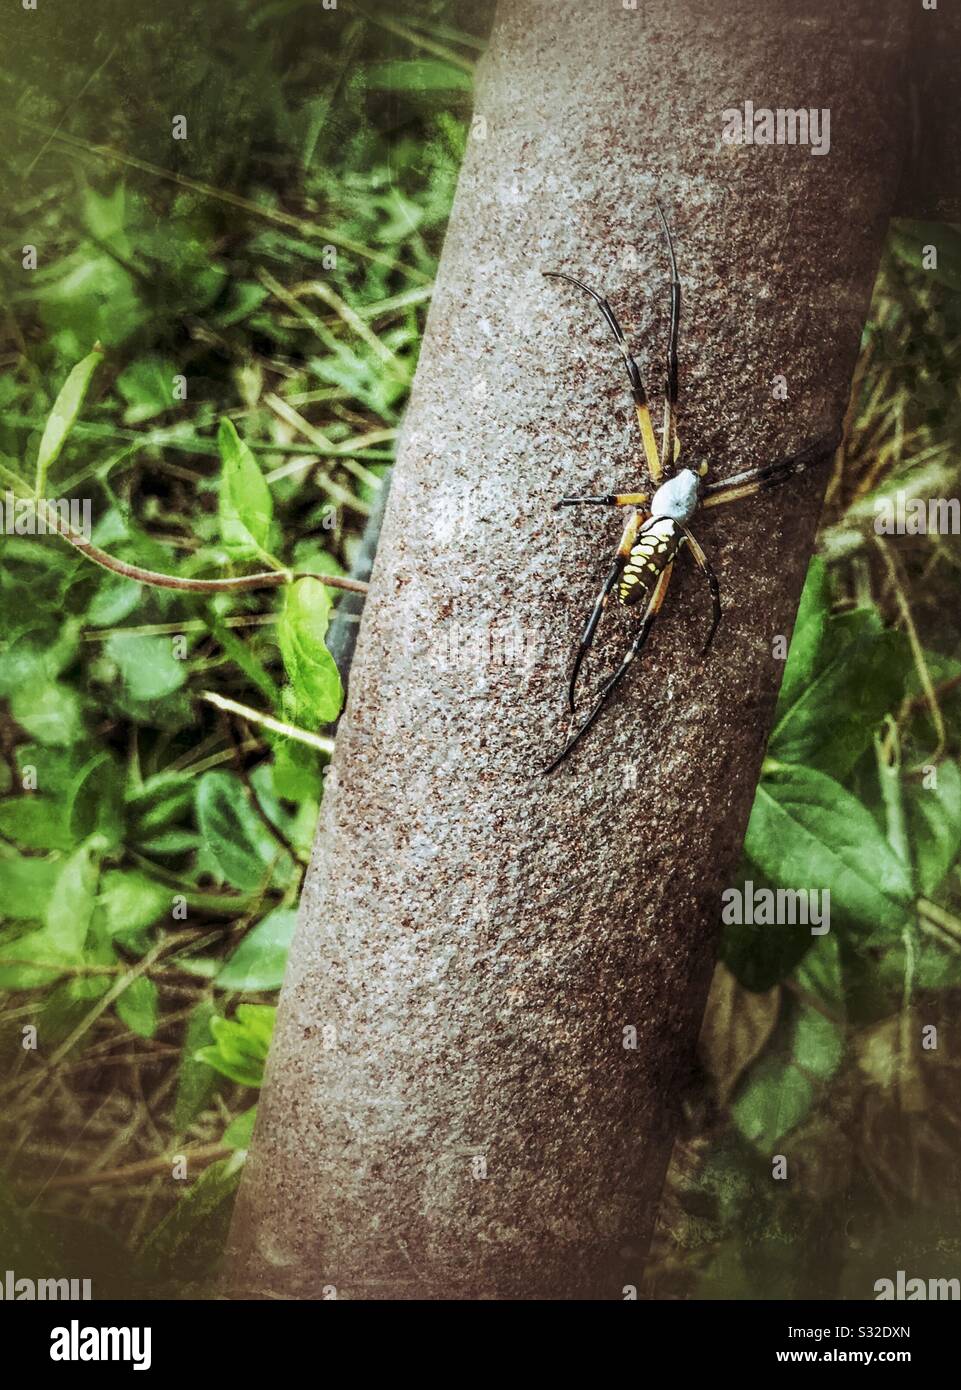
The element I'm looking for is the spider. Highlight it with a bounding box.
[542,203,839,775]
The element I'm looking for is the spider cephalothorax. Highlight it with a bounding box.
[542,203,839,774]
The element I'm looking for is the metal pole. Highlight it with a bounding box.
[228,0,910,1299]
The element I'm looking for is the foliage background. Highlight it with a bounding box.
[1,0,959,1299]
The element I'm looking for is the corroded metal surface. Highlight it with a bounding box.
[228,0,909,1299]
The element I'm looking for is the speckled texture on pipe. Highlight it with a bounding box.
[227,0,909,1299]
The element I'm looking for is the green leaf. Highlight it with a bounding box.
[770,608,908,778]
[0,797,73,851]
[793,932,845,1019]
[0,853,60,920]
[217,417,273,556]
[115,976,159,1038]
[35,346,103,494]
[789,1005,844,1081]
[10,682,84,747]
[195,1005,275,1088]
[98,870,170,938]
[223,1106,257,1149]
[776,556,831,713]
[45,841,101,957]
[235,1002,276,1050]
[0,929,71,989]
[270,738,323,803]
[745,767,913,935]
[116,356,177,425]
[719,862,813,992]
[104,632,188,702]
[365,59,473,92]
[215,907,297,992]
[195,771,287,890]
[731,1055,814,1148]
[907,761,961,896]
[67,753,125,848]
[173,1001,219,1134]
[86,577,142,627]
[278,577,343,724]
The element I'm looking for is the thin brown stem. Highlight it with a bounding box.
[50,512,369,596]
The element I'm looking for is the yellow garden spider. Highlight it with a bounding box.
[542,203,839,775]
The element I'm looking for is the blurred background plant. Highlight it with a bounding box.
[1,0,959,1301]
[0,0,486,1296]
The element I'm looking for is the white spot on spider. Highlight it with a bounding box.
[651,470,701,523]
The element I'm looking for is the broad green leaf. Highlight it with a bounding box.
[0,626,80,698]
[10,682,84,747]
[115,975,159,1038]
[789,1005,844,1081]
[776,556,831,713]
[874,932,961,999]
[906,761,961,896]
[770,609,908,777]
[270,737,323,803]
[215,907,297,992]
[105,632,188,702]
[116,356,177,424]
[195,1006,275,1088]
[223,1106,257,1149]
[745,768,913,935]
[278,577,343,724]
[35,346,103,493]
[719,861,814,992]
[0,853,60,920]
[45,841,101,957]
[67,752,125,848]
[0,797,73,851]
[0,929,71,989]
[217,417,273,555]
[235,1002,276,1050]
[249,761,317,855]
[195,770,287,890]
[98,870,170,938]
[731,1055,814,1148]
[793,932,845,1018]
[86,577,142,627]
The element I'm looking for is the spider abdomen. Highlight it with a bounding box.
[619,516,685,606]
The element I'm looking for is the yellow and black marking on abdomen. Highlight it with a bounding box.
[618,516,685,606]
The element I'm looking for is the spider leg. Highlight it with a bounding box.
[701,433,841,508]
[544,561,673,775]
[553,491,649,511]
[566,510,645,714]
[682,527,721,654]
[655,200,681,476]
[543,270,663,484]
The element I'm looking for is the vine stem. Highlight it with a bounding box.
[1,456,371,597]
[47,505,370,596]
